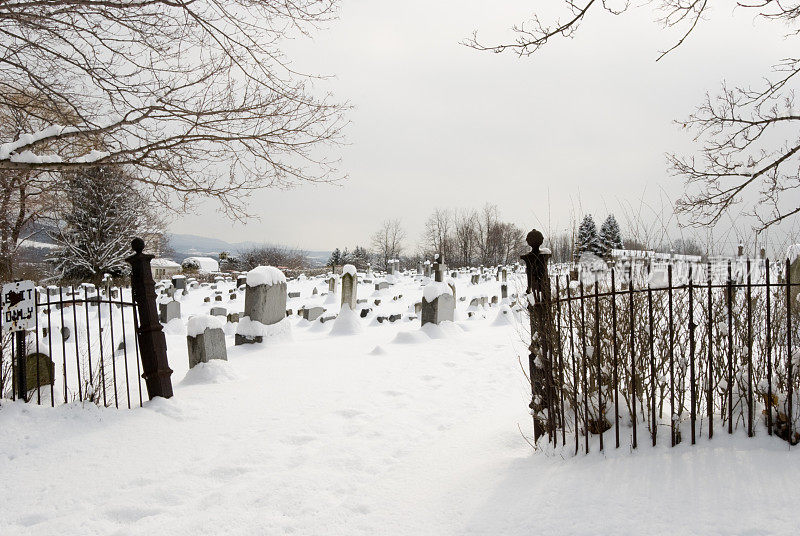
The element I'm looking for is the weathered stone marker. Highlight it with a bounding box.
[14,352,55,392]
[187,315,227,369]
[235,266,287,345]
[341,264,358,310]
[159,300,181,324]
[421,254,455,326]
[302,306,325,321]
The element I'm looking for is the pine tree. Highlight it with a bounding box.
[599,214,623,258]
[327,248,343,270]
[576,215,603,258]
[350,246,371,270]
[50,166,153,282]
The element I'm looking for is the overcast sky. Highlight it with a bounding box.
[169,1,790,253]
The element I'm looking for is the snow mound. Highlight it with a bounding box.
[391,330,430,345]
[420,323,448,339]
[162,317,185,335]
[187,314,226,337]
[423,281,453,303]
[246,265,286,287]
[342,264,357,277]
[236,316,291,339]
[492,306,513,325]
[369,345,387,356]
[330,305,363,336]
[181,360,239,386]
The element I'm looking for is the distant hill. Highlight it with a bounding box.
[168,233,330,267]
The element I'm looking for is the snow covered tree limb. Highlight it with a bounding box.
[0,0,347,217]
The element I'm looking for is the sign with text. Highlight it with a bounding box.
[1,280,36,333]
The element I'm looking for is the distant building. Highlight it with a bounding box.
[151,258,181,280]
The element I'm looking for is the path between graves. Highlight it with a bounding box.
[3,316,800,535]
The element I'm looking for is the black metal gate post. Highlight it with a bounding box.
[15,330,26,401]
[521,229,555,443]
[126,238,173,400]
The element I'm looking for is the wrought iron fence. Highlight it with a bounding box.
[531,255,800,454]
[1,285,145,408]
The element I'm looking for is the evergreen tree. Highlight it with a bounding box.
[50,166,154,282]
[576,215,603,258]
[350,246,371,269]
[327,248,343,270]
[599,214,623,258]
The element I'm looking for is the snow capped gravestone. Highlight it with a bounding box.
[159,300,181,324]
[172,275,186,291]
[186,315,227,369]
[235,266,287,345]
[421,282,455,325]
[328,276,337,293]
[421,255,455,326]
[341,264,358,310]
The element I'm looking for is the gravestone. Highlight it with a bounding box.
[14,352,55,392]
[341,265,358,310]
[210,306,227,317]
[417,261,424,275]
[312,287,319,296]
[203,296,210,303]
[375,281,389,291]
[227,312,240,323]
[302,306,325,321]
[187,316,227,369]
[288,291,301,298]
[172,276,186,291]
[159,300,181,323]
[236,266,287,345]
[501,284,508,299]
[60,326,71,342]
[421,254,455,326]
[328,276,337,293]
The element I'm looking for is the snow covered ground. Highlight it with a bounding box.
[1,270,798,535]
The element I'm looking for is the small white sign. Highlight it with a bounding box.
[1,280,36,333]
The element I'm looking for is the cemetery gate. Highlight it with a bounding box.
[0,238,173,408]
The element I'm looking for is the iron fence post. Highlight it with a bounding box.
[126,238,173,400]
[521,229,554,443]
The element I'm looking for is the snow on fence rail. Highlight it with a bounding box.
[524,230,800,454]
